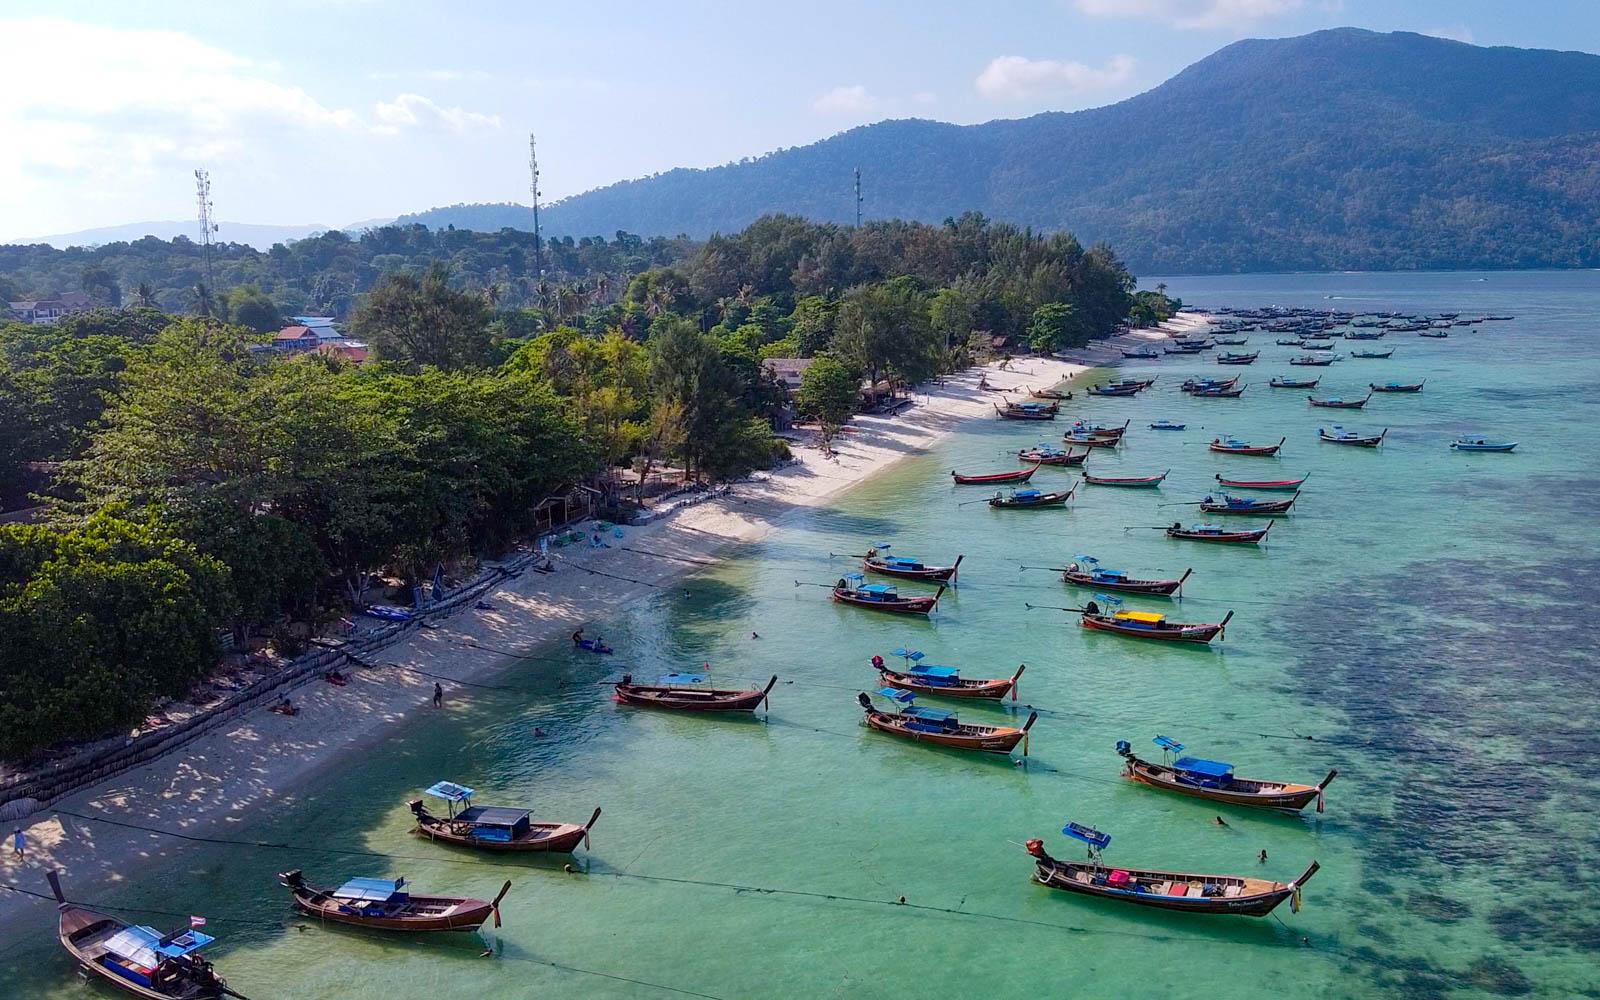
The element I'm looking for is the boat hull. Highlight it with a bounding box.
[285,887,494,932]
[414,815,592,853]
[615,678,774,712]
[1080,615,1223,643]
[831,590,939,614]
[1062,571,1186,596]
[1122,756,1330,811]
[57,907,230,1000]
[862,710,1025,754]
[1215,475,1306,491]
[1030,857,1309,917]
[1167,527,1270,543]
[863,560,958,582]
[877,668,1018,700]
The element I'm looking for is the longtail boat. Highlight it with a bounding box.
[1017,445,1089,466]
[857,690,1036,755]
[409,781,599,853]
[1082,470,1168,487]
[1118,737,1337,812]
[995,400,1058,421]
[953,462,1039,485]
[1318,425,1387,447]
[1268,376,1319,388]
[1192,384,1246,398]
[1086,383,1141,397]
[831,574,944,614]
[1215,472,1307,491]
[1181,376,1237,393]
[977,376,1018,393]
[47,872,239,1000]
[1418,329,1450,338]
[1350,348,1395,358]
[277,870,509,932]
[1149,420,1186,431]
[1166,522,1272,543]
[1344,329,1386,340]
[1275,337,1305,346]
[1061,433,1121,449]
[615,672,778,711]
[989,486,1076,509]
[1370,380,1424,393]
[1024,827,1318,917]
[1208,436,1284,456]
[1198,492,1298,515]
[1121,346,1160,359]
[1066,418,1130,439]
[1450,436,1517,452]
[1212,335,1250,345]
[1030,387,1073,400]
[862,544,962,582]
[1104,378,1157,391]
[1301,341,1336,351]
[1288,355,1336,367]
[1062,555,1191,596]
[1078,596,1231,643]
[873,650,1025,701]
[1215,352,1259,365]
[1308,392,1371,409]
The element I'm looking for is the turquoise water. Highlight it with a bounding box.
[5,270,1599,998]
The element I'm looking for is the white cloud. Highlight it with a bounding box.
[373,94,502,133]
[811,85,880,116]
[1425,24,1474,43]
[1073,0,1303,30]
[975,54,1135,101]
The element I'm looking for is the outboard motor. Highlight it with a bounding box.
[1115,740,1131,757]
[856,692,873,711]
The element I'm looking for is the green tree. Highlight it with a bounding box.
[223,284,283,333]
[794,355,858,455]
[351,264,493,371]
[1027,302,1090,353]
[80,265,121,307]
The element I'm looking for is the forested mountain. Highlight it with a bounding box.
[402,29,1600,273]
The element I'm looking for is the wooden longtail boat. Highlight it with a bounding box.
[862,546,962,582]
[953,462,1039,485]
[1318,426,1387,447]
[1066,419,1130,439]
[994,401,1058,421]
[1288,355,1336,367]
[857,691,1036,755]
[1192,384,1246,398]
[1030,387,1073,400]
[1212,336,1249,346]
[1215,352,1259,365]
[48,872,241,1000]
[1166,522,1272,543]
[615,673,778,711]
[1198,492,1299,515]
[1118,737,1336,812]
[1082,470,1168,487]
[1121,346,1160,359]
[1079,601,1232,644]
[1215,473,1307,491]
[1086,384,1141,397]
[1062,433,1121,449]
[1208,436,1284,456]
[277,870,509,932]
[1450,437,1517,452]
[1181,376,1238,393]
[1301,341,1336,351]
[1107,378,1157,391]
[1275,337,1305,346]
[1418,329,1450,338]
[1350,348,1395,358]
[1062,558,1191,596]
[1308,392,1371,409]
[1370,380,1424,393]
[989,486,1076,509]
[831,575,945,614]
[1025,831,1318,917]
[1149,420,1186,430]
[872,652,1025,701]
[409,781,599,853]
[1017,446,1089,466]
[1269,376,1320,388]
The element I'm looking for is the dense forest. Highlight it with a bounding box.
[0,213,1145,759]
[399,29,1600,274]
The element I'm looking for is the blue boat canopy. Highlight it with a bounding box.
[843,572,865,583]
[884,557,922,568]
[425,780,474,803]
[874,541,893,549]
[859,583,894,595]
[877,687,915,703]
[1072,554,1099,564]
[1014,489,1041,498]
[901,706,956,723]
[1092,593,1124,606]
[104,926,217,967]
[660,672,706,684]
[1174,756,1235,778]
[892,648,925,661]
[334,877,407,902]
[1152,735,1184,753]
[908,665,959,679]
[1062,822,1112,850]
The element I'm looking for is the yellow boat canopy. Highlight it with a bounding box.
[1114,610,1166,624]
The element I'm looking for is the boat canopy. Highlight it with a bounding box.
[1153,735,1184,753]
[1072,554,1099,564]
[104,926,216,967]
[334,877,407,902]
[901,706,956,723]
[456,805,532,828]
[1114,610,1166,624]
[1062,822,1112,850]
[908,665,960,679]
[1091,593,1124,606]
[858,584,895,596]
[425,780,474,803]
[1014,489,1041,498]
[883,557,924,569]
[1174,756,1235,778]
[892,648,924,661]
[876,687,915,703]
[843,572,865,583]
[659,672,706,685]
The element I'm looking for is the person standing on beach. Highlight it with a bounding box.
[433,683,443,708]
[11,827,23,859]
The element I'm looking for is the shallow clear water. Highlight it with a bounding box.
[5,270,1599,999]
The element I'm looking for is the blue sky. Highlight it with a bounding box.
[3,0,1597,239]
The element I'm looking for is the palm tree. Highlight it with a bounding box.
[135,282,157,308]
[190,283,216,318]
[734,283,756,308]
[593,273,612,304]
[480,282,503,309]
[554,283,581,324]
[643,285,672,319]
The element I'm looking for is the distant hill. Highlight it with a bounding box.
[11,219,394,252]
[399,29,1600,273]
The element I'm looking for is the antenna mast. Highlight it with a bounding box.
[194,168,217,289]
[854,167,863,227]
[528,133,543,280]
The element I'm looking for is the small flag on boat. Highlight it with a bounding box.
[190,915,207,928]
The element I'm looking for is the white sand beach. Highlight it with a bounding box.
[0,357,1092,933]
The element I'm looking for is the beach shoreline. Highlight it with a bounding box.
[0,354,1104,937]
